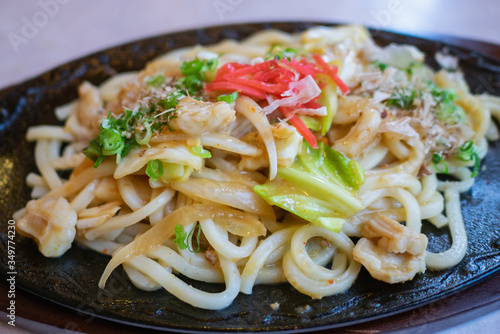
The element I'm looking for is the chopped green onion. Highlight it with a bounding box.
[217,91,239,104]
[134,122,152,145]
[432,153,449,174]
[385,87,417,109]
[177,57,219,95]
[83,138,105,168]
[177,76,203,95]
[190,146,212,158]
[86,89,185,169]
[146,159,164,182]
[206,57,219,72]
[180,59,205,76]
[173,223,201,252]
[457,140,480,177]
[406,62,423,76]
[265,45,298,60]
[428,80,458,102]
[145,74,166,88]
[427,81,466,125]
[436,101,466,125]
[83,138,102,162]
[173,224,188,249]
[471,156,481,178]
[157,90,186,110]
[371,60,388,72]
[457,140,474,160]
[99,129,124,156]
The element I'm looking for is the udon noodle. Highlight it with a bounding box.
[14,25,500,310]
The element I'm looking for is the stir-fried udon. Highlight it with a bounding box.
[14,25,500,310]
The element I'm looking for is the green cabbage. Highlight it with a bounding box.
[254,141,365,232]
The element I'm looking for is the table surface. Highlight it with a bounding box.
[1,1,500,333]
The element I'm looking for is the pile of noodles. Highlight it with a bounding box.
[14,25,500,310]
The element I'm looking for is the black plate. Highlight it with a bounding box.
[1,22,500,333]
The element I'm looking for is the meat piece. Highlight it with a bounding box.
[362,215,427,255]
[17,197,78,257]
[107,61,182,114]
[77,82,103,130]
[353,215,427,283]
[64,81,104,142]
[170,97,236,135]
[204,249,220,267]
[331,108,382,159]
[272,123,303,167]
[108,78,145,114]
[66,81,103,141]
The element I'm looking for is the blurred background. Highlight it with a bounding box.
[1,0,500,89]
[1,1,499,333]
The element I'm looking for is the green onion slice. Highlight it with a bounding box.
[217,91,239,104]
[100,129,124,156]
[145,74,166,88]
[190,146,212,158]
[432,153,449,174]
[146,159,164,181]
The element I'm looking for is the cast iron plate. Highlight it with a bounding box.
[1,22,500,333]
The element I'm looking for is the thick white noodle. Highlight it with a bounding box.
[428,214,449,228]
[291,227,346,280]
[126,254,240,310]
[437,167,474,193]
[361,172,421,196]
[417,174,438,203]
[54,100,77,121]
[240,225,300,294]
[85,188,175,240]
[360,187,422,232]
[117,176,150,211]
[70,179,100,212]
[419,193,445,219]
[426,190,468,269]
[26,173,46,188]
[31,186,49,198]
[76,237,123,255]
[282,225,361,299]
[147,246,223,283]
[200,219,258,261]
[26,126,74,142]
[200,133,261,156]
[254,264,287,284]
[150,133,261,156]
[99,72,138,103]
[35,140,62,189]
[366,139,425,176]
[52,153,85,170]
[123,263,162,291]
[357,143,388,170]
[235,96,278,180]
